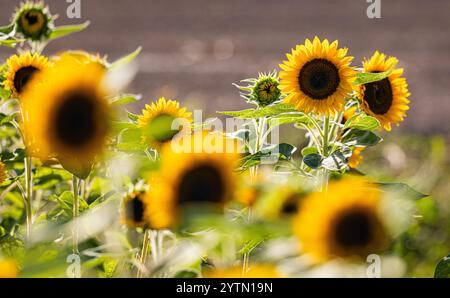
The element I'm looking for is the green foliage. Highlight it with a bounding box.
[434,254,450,278]
[48,21,90,41]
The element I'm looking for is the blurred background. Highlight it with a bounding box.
[1,0,450,135]
[1,0,449,276]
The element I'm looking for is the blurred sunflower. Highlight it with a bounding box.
[144,131,241,229]
[204,264,281,278]
[14,1,53,41]
[0,162,8,184]
[348,147,364,169]
[0,259,18,278]
[279,37,355,115]
[21,57,110,175]
[3,52,50,98]
[255,185,304,220]
[144,177,176,230]
[122,190,147,228]
[357,51,410,131]
[138,97,193,148]
[54,50,107,69]
[294,176,388,262]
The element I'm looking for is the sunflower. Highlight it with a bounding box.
[294,176,388,262]
[20,57,110,176]
[279,37,355,115]
[3,52,50,98]
[144,131,241,229]
[14,1,53,41]
[0,162,8,184]
[235,71,282,107]
[122,190,148,228]
[138,97,193,148]
[357,51,410,131]
[256,186,303,220]
[143,177,176,230]
[0,259,18,278]
[54,51,108,69]
[204,264,280,278]
[348,147,365,169]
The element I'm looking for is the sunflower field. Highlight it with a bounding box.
[0,1,449,279]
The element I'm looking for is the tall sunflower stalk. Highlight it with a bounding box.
[232,71,282,276]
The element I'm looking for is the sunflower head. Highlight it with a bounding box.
[255,185,303,220]
[204,264,281,278]
[0,259,18,278]
[54,51,108,69]
[235,71,282,107]
[279,37,355,115]
[143,177,177,230]
[162,131,240,205]
[21,57,110,177]
[138,97,193,148]
[294,176,388,262]
[122,190,148,228]
[14,1,54,41]
[357,51,410,131]
[3,52,50,98]
[145,131,241,229]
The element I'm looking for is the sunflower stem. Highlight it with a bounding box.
[24,156,33,240]
[321,116,331,192]
[137,228,151,278]
[72,176,80,256]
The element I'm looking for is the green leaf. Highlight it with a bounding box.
[267,112,309,130]
[434,254,450,278]
[0,39,23,48]
[0,112,18,125]
[110,121,138,136]
[174,270,199,278]
[238,143,296,171]
[127,111,140,123]
[0,86,11,100]
[111,94,142,105]
[0,23,15,35]
[48,21,90,41]
[378,182,429,200]
[343,129,383,147]
[301,146,319,157]
[303,153,323,169]
[344,114,380,131]
[226,129,250,142]
[322,151,348,171]
[353,69,393,86]
[116,127,146,152]
[109,47,142,70]
[277,143,297,159]
[218,103,296,119]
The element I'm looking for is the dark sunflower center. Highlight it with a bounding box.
[281,194,299,215]
[13,66,38,94]
[333,209,374,249]
[298,59,340,100]
[147,113,179,143]
[363,77,393,115]
[54,92,98,148]
[177,164,225,204]
[25,11,39,25]
[125,197,144,223]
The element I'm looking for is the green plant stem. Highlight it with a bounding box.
[24,156,33,240]
[137,229,151,278]
[72,176,80,256]
[321,116,331,192]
